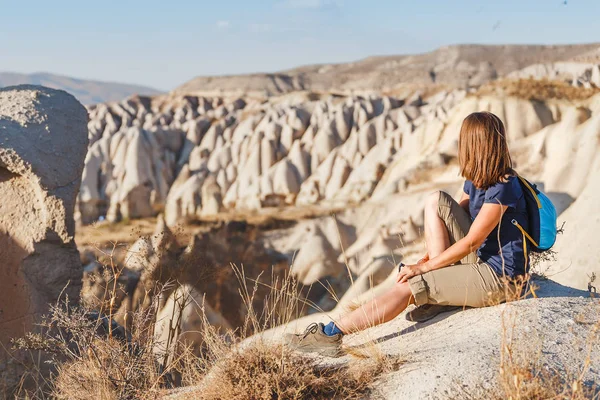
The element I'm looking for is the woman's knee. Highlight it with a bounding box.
[426,190,454,218]
[391,280,413,298]
[395,281,416,306]
[425,191,441,212]
[425,190,444,221]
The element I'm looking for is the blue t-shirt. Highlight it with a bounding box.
[463,176,529,278]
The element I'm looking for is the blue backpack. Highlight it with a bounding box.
[511,175,558,254]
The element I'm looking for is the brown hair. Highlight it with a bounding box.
[458,112,513,189]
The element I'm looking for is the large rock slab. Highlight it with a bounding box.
[255,279,597,399]
[0,85,88,387]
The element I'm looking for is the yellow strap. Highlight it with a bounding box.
[517,175,541,208]
[523,231,528,266]
[512,220,540,248]
[519,227,537,299]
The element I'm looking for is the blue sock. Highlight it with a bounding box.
[323,321,344,336]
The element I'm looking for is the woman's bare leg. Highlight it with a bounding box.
[335,282,414,334]
[424,191,450,258]
[333,191,456,335]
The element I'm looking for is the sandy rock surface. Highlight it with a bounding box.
[371,294,598,399]
[258,279,597,399]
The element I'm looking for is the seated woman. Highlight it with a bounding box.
[285,111,529,356]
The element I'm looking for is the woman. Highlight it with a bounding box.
[285,111,529,357]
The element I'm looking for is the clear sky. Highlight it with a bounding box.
[1,0,598,90]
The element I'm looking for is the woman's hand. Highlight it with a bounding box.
[417,254,429,265]
[396,263,427,283]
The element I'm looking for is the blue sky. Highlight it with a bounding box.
[1,0,598,90]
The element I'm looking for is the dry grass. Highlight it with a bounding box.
[494,224,599,399]
[13,294,169,399]
[183,342,392,400]
[76,218,158,247]
[475,78,600,102]
[495,311,598,400]
[13,245,394,400]
[178,264,399,400]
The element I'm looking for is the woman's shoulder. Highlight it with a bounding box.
[484,175,523,205]
[463,179,475,194]
[488,175,520,189]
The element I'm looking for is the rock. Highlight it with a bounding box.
[290,226,346,285]
[287,141,311,181]
[325,157,352,200]
[407,91,424,107]
[272,160,301,198]
[164,172,205,226]
[200,175,222,216]
[255,280,597,400]
[0,85,88,388]
[539,150,600,291]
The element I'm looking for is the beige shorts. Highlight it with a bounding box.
[408,191,508,308]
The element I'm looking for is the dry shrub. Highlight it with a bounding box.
[14,258,395,399]
[53,339,154,400]
[175,264,399,400]
[13,300,168,400]
[191,343,389,400]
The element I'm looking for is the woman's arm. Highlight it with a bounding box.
[398,202,507,283]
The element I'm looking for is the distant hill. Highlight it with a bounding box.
[174,43,600,97]
[0,72,162,105]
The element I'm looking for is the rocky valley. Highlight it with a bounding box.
[1,43,600,399]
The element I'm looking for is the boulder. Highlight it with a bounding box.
[290,227,344,285]
[0,85,88,388]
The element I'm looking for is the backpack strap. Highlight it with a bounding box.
[514,173,539,298]
[511,219,537,299]
[517,174,541,208]
[511,219,540,248]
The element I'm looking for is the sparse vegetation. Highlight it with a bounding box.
[13,254,398,400]
[194,343,394,400]
[475,78,600,101]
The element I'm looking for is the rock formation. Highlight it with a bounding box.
[80,82,591,229]
[0,85,88,387]
[508,61,600,88]
[174,44,600,97]
[81,216,291,355]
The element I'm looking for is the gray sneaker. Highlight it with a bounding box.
[284,322,343,357]
[406,304,461,323]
